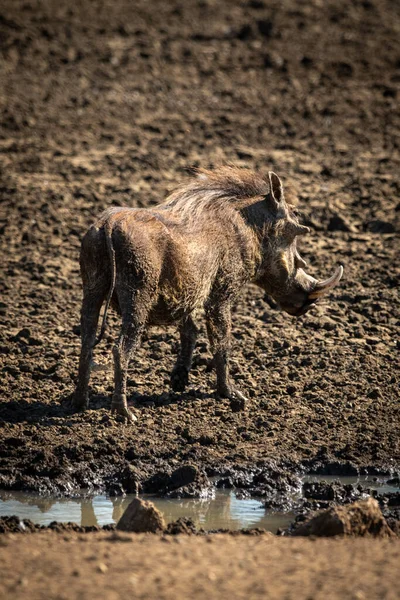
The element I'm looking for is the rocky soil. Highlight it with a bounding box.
[0,0,399,501]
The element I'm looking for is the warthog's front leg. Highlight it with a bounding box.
[170,315,199,392]
[205,302,247,411]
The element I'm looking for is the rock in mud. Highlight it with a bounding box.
[219,464,301,508]
[293,497,396,538]
[386,477,400,487]
[144,464,212,499]
[0,516,37,534]
[327,213,357,232]
[167,465,211,498]
[302,480,365,504]
[119,464,142,494]
[116,498,165,533]
[165,518,197,535]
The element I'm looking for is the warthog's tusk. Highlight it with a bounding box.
[308,265,344,299]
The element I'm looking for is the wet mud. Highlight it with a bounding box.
[0,0,399,507]
[1,475,399,536]
[284,478,400,535]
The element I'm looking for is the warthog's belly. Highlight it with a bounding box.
[147,294,190,326]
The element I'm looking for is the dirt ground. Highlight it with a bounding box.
[0,0,399,495]
[0,532,399,600]
[1,0,400,595]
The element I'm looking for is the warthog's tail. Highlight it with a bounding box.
[94,222,116,347]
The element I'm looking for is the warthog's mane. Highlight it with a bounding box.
[161,166,299,226]
[162,167,271,214]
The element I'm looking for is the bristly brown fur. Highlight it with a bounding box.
[193,166,271,198]
[164,166,271,210]
[163,167,299,223]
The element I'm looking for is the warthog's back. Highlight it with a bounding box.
[85,196,257,325]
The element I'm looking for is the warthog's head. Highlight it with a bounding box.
[252,172,343,316]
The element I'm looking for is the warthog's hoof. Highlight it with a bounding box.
[72,392,89,412]
[218,387,247,412]
[170,365,189,392]
[229,391,247,413]
[111,395,137,423]
[204,357,216,373]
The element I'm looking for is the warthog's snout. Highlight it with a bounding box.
[279,266,344,317]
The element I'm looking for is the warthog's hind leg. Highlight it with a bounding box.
[111,320,144,422]
[170,315,199,392]
[111,285,153,422]
[205,302,247,411]
[74,290,106,411]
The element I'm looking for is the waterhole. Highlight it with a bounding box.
[0,476,398,532]
[0,489,293,532]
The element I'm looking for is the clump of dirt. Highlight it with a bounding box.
[165,518,198,535]
[116,497,165,533]
[277,479,400,535]
[0,516,37,534]
[302,479,400,511]
[302,480,367,503]
[0,515,116,534]
[216,463,301,509]
[144,464,213,498]
[292,498,397,538]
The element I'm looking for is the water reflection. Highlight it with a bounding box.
[1,475,397,532]
[0,490,293,532]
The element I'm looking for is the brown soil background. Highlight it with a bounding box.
[0,0,399,493]
[1,0,400,596]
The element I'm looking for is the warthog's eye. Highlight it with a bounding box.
[287,204,299,217]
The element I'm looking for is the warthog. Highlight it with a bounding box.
[74,167,343,421]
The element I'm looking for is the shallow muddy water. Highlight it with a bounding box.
[0,490,293,532]
[1,476,398,532]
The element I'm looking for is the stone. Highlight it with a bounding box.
[166,465,212,499]
[16,328,31,340]
[327,213,356,233]
[116,498,165,533]
[165,518,197,535]
[120,464,142,494]
[144,464,212,499]
[169,465,199,489]
[293,497,395,538]
[366,220,395,234]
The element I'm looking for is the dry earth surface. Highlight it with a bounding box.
[0,0,399,495]
[1,532,400,600]
[0,0,399,595]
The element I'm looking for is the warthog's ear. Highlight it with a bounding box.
[268,172,284,204]
[286,222,310,239]
[294,224,310,236]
